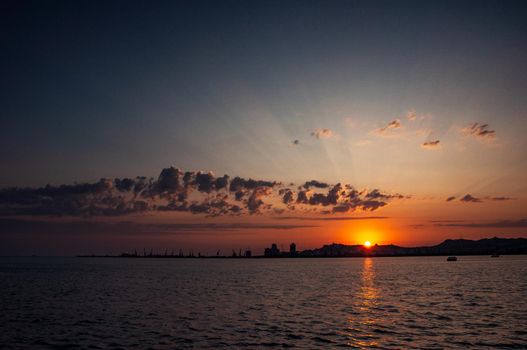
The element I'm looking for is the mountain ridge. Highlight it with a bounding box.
[298,237,527,257]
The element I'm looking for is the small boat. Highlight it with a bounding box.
[491,254,500,258]
[446,256,457,261]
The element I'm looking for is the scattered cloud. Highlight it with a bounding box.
[447,194,515,203]
[311,128,334,139]
[489,196,514,201]
[459,194,482,203]
[429,219,466,223]
[461,123,496,141]
[384,119,402,130]
[433,219,527,228]
[421,140,441,150]
[303,180,329,189]
[372,119,402,137]
[364,189,405,201]
[406,110,417,121]
[406,109,429,121]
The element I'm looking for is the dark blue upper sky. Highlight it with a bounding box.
[1,0,526,187]
[2,0,527,253]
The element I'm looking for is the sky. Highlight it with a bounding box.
[1,0,527,255]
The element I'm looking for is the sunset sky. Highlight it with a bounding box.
[1,0,527,255]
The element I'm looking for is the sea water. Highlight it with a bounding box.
[1,256,526,349]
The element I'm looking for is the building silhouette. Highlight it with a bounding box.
[290,242,297,256]
[264,243,280,257]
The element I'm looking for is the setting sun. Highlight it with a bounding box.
[364,241,372,248]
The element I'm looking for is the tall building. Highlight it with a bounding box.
[290,242,297,256]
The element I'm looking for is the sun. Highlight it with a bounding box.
[364,241,372,248]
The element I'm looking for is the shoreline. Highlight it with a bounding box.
[75,253,527,259]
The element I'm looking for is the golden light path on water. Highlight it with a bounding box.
[346,257,380,348]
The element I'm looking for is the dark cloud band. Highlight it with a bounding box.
[0,166,405,217]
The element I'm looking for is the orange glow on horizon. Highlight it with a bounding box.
[338,220,388,246]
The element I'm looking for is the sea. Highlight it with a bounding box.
[1,256,526,349]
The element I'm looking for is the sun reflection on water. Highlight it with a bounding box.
[347,258,380,348]
[360,258,377,303]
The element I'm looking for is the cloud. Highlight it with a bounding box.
[429,219,466,223]
[274,216,389,221]
[421,140,441,150]
[296,190,309,204]
[446,194,515,203]
[0,166,405,218]
[247,187,272,214]
[303,180,329,189]
[229,177,276,192]
[195,171,215,193]
[433,219,527,228]
[311,128,334,139]
[156,167,182,192]
[461,123,496,141]
[364,189,405,200]
[373,119,402,137]
[140,222,317,231]
[406,110,417,121]
[280,189,294,204]
[406,109,429,121]
[343,200,387,212]
[489,196,514,201]
[308,184,342,206]
[386,119,402,129]
[0,218,318,236]
[214,175,229,190]
[459,194,482,203]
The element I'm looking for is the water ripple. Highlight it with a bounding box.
[1,256,526,349]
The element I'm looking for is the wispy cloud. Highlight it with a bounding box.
[0,219,318,237]
[373,119,402,137]
[406,110,417,121]
[303,180,329,189]
[447,194,515,203]
[461,123,496,141]
[421,140,441,150]
[429,219,466,223]
[274,216,389,221]
[459,194,482,203]
[489,196,514,201]
[406,109,429,122]
[311,128,334,139]
[433,219,527,228]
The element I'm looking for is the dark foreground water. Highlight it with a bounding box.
[1,256,526,349]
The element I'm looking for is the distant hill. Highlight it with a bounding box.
[432,237,527,255]
[299,237,527,257]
